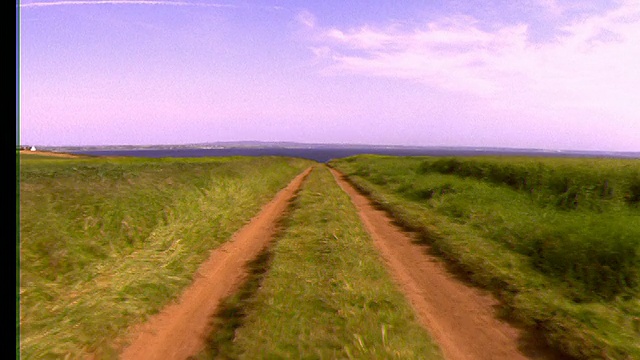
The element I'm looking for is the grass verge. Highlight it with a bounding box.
[330,155,640,360]
[18,154,313,358]
[195,165,443,359]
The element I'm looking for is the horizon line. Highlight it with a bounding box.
[18,142,640,154]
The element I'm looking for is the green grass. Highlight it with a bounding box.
[330,155,640,360]
[16,153,21,358]
[18,154,312,359]
[419,156,640,209]
[196,165,443,359]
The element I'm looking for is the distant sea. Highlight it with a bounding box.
[65,146,640,163]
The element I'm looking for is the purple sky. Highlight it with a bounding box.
[18,0,640,151]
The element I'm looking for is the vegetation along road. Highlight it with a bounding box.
[18,151,639,359]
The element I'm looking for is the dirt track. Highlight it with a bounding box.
[329,168,567,360]
[117,165,565,360]
[118,167,312,360]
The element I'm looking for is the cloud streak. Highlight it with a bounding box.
[19,0,237,9]
[296,10,316,29]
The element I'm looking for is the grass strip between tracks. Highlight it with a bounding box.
[197,165,443,359]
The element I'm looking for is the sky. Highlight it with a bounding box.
[17,0,640,151]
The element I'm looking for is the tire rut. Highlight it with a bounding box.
[118,167,312,360]
[329,168,568,360]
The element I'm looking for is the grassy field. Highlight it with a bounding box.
[196,165,443,359]
[18,152,312,358]
[329,155,640,360]
[19,150,639,359]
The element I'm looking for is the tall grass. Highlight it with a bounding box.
[420,157,640,209]
[330,155,640,359]
[418,157,640,299]
[18,154,312,359]
[197,166,442,359]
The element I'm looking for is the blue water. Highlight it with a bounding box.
[67,147,640,163]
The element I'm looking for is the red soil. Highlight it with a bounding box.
[330,168,567,360]
[118,167,312,360]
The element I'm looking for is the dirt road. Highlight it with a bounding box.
[118,167,312,360]
[117,164,565,360]
[329,168,567,360]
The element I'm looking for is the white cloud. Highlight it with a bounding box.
[309,46,331,58]
[307,2,640,116]
[296,10,316,29]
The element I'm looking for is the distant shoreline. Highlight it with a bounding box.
[29,143,640,156]
[19,143,640,163]
[47,146,640,163]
